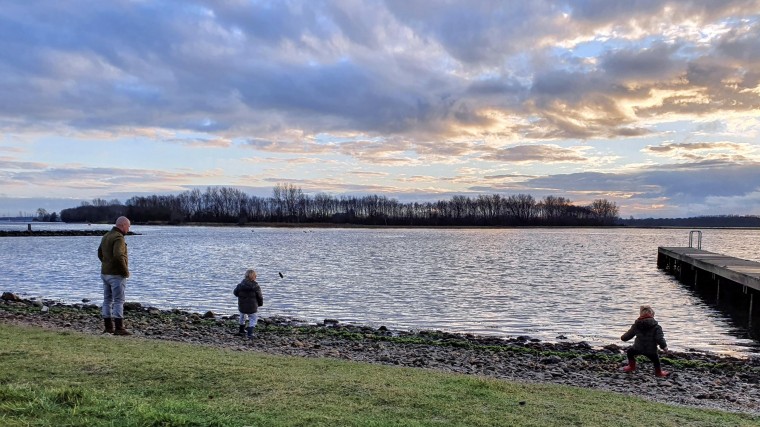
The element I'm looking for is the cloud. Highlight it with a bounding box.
[482,144,589,163]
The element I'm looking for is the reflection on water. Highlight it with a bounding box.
[1,224,759,356]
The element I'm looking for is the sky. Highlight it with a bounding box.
[1,1,760,218]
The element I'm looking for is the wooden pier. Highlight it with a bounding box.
[657,236,760,333]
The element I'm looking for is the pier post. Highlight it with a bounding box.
[716,280,720,304]
[750,293,754,329]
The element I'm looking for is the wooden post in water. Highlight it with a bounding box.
[27,223,31,232]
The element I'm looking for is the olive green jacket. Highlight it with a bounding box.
[98,227,129,278]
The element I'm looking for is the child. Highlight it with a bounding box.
[620,305,670,377]
[233,269,264,339]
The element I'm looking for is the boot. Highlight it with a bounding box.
[236,324,246,336]
[113,318,132,336]
[655,368,670,377]
[102,318,114,334]
[246,326,255,339]
[622,359,636,373]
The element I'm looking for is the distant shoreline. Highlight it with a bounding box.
[2,222,760,236]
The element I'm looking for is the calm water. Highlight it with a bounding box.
[1,223,759,356]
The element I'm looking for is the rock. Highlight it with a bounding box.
[41,306,49,313]
[123,302,142,311]
[556,335,567,340]
[203,311,215,319]
[1,292,20,301]
[82,298,90,303]
[324,318,339,325]
[603,344,622,353]
[542,355,563,365]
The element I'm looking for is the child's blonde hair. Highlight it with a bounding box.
[640,305,655,316]
[245,269,257,281]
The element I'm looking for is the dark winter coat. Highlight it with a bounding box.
[621,316,667,354]
[98,227,129,278]
[233,279,263,314]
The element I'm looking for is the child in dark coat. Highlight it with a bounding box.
[621,305,670,377]
[233,269,264,339]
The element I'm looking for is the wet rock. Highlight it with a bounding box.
[202,311,215,319]
[123,302,142,311]
[1,292,20,301]
[323,318,339,325]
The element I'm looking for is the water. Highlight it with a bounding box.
[1,223,759,356]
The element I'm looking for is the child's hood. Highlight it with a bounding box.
[635,317,658,330]
[239,279,259,291]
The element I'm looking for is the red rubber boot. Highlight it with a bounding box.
[622,359,636,373]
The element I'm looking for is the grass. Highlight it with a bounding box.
[0,324,757,426]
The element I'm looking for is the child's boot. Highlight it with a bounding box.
[622,359,636,372]
[655,368,670,377]
[236,324,246,336]
[246,326,255,339]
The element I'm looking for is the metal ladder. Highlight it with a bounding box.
[688,230,702,249]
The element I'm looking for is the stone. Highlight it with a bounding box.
[1,292,20,301]
[123,302,142,311]
[542,355,563,365]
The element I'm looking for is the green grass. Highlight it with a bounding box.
[0,324,757,426]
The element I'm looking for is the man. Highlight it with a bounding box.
[98,216,132,335]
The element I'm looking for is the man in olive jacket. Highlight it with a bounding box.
[98,216,131,335]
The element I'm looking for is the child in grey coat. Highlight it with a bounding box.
[233,269,264,339]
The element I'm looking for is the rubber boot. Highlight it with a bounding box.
[236,324,246,336]
[655,368,670,377]
[622,359,636,373]
[113,318,132,336]
[246,326,254,339]
[103,318,114,334]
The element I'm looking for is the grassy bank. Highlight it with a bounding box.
[1,324,757,427]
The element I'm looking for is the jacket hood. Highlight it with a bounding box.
[239,279,257,290]
[635,317,658,330]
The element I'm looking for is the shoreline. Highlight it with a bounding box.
[2,293,759,416]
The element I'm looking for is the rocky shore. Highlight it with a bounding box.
[2,293,759,416]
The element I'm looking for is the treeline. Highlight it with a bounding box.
[60,184,620,226]
[620,215,760,227]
